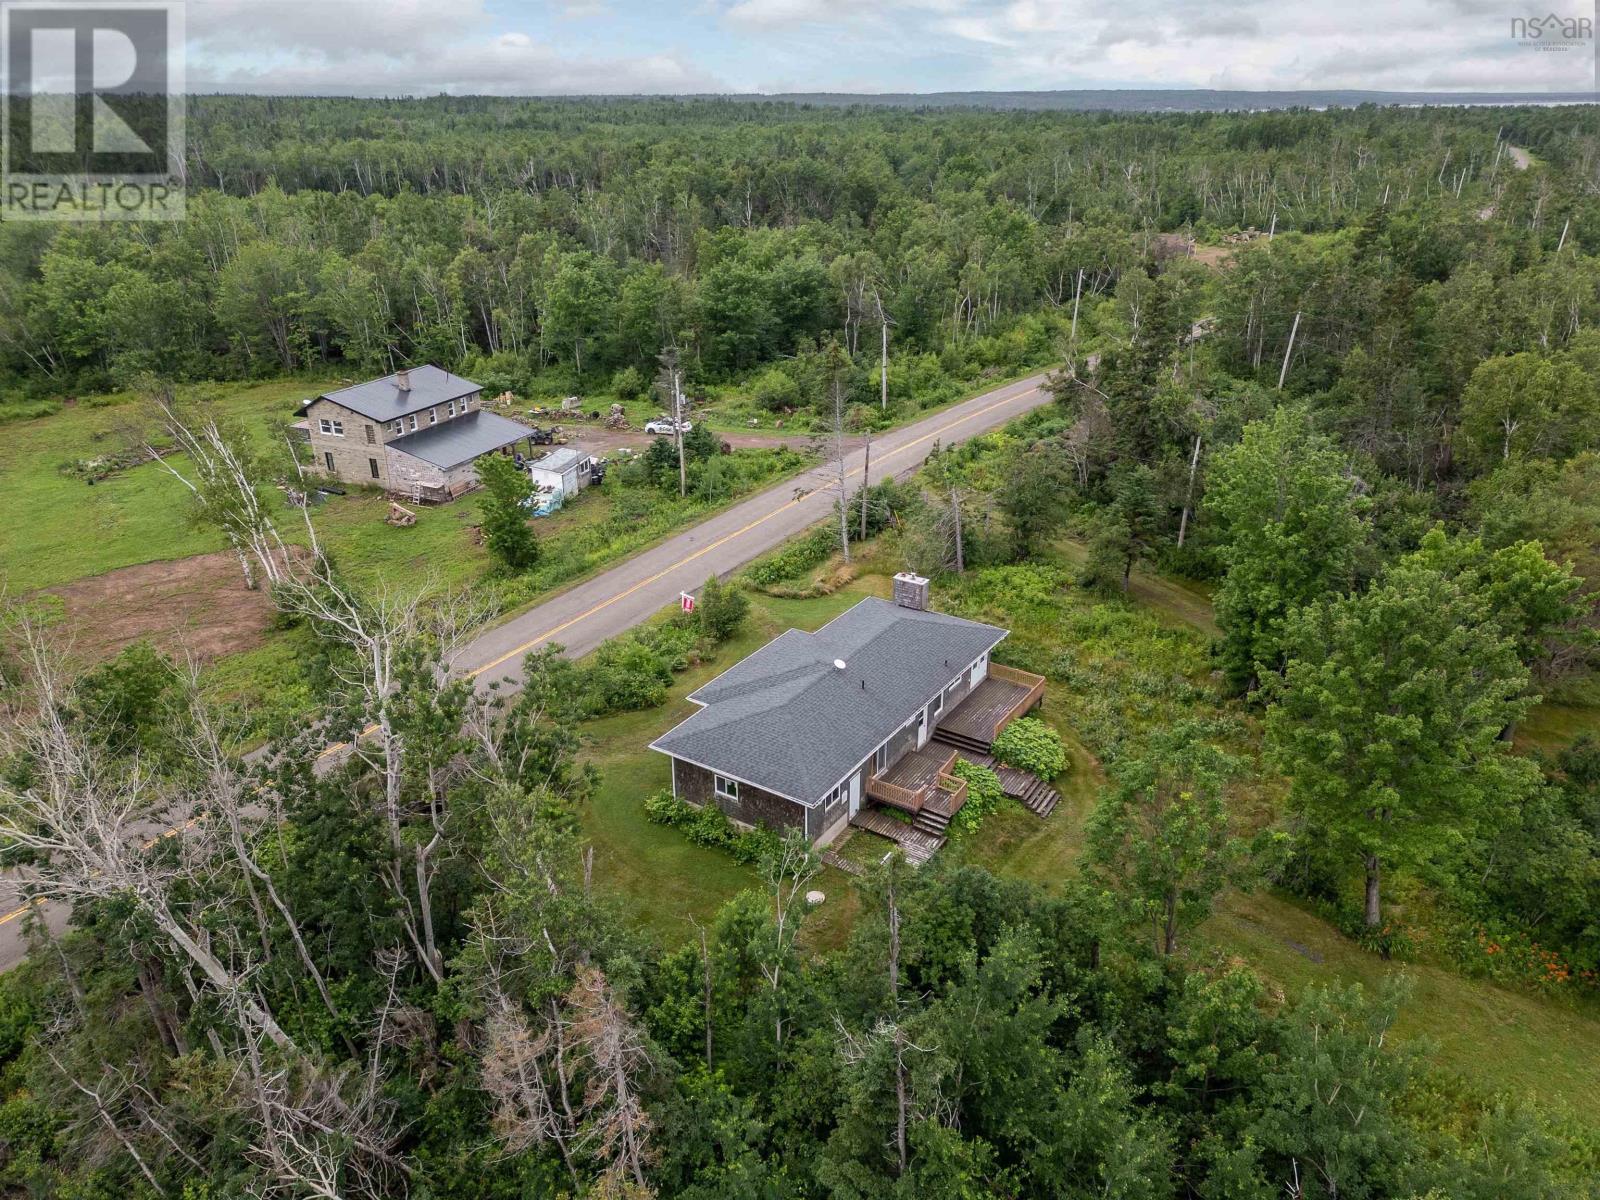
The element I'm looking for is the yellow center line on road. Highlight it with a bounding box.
[3,383,1045,931]
[461,381,1039,681]
[312,380,1041,763]
[0,817,207,927]
[0,898,43,927]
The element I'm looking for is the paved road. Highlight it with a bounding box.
[0,370,1054,972]
[454,371,1052,688]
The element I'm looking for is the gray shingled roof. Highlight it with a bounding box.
[387,410,535,469]
[298,365,481,422]
[650,597,1006,805]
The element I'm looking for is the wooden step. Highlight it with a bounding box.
[954,751,1059,820]
[932,728,992,754]
[851,809,945,866]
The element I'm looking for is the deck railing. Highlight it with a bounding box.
[929,773,968,817]
[866,745,966,815]
[865,775,926,813]
[986,664,1047,740]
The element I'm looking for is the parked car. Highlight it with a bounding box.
[644,416,693,435]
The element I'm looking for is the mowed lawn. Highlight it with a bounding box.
[575,562,1600,1122]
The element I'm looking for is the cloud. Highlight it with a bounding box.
[187,0,725,95]
[180,0,1597,95]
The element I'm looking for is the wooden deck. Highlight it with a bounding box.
[934,665,1047,751]
[864,743,968,836]
[848,809,944,866]
[867,743,957,810]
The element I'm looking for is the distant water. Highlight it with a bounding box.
[735,89,1597,112]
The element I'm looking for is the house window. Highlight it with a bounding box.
[391,421,403,436]
[408,414,418,432]
[447,400,456,418]
[873,743,888,773]
[429,407,438,425]
[368,457,380,480]
[462,395,473,412]
[318,418,344,436]
[713,774,739,802]
[323,450,335,472]
[365,424,376,444]
[929,691,943,718]
[823,783,842,808]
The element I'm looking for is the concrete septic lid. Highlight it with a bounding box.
[805,890,826,906]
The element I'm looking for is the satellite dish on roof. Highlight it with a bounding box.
[834,659,847,671]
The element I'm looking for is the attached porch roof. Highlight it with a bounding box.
[650,597,1005,806]
[387,410,535,470]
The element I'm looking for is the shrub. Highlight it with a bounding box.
[643,789,783,864]
[582,635,674,715]
[697,574,750,642]
[991,716,1067,780]
[947,759,1005,836]
[644,788,691,827]
[751,367,801,412]
[612,365,649,401]
[746,525,836,587]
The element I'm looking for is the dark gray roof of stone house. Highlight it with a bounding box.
[387,410,534,470]
[650,597,1006,805]
[298,365,481,422]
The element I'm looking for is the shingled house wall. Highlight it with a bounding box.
[673,758,808,836]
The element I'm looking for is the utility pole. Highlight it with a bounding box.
[657,346,687,497]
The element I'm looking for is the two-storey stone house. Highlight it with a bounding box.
[295,365,536,502]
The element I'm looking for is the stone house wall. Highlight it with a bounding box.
[304,399,391,488]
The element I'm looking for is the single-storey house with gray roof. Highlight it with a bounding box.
[650,577,1046,845]
[294,365,536,501]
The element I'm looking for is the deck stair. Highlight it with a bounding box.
[932,665,1047,753]
[849,809,945,866]
[957,751,1060,819]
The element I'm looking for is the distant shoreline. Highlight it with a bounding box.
[180,88,1600,111]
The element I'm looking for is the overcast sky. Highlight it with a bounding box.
[185,0,1598,95]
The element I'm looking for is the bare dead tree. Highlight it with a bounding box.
[566,965,655,1190]
[48,1053,165,1193]
[479,988,583,1189]
[147,390,284,591]
[825,341,853,564]
[178,671,353,1051]
[835,1015,940,1179]
[757,832,821,1050]
[0,615,295,1052]
[230,1018,403,1200]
